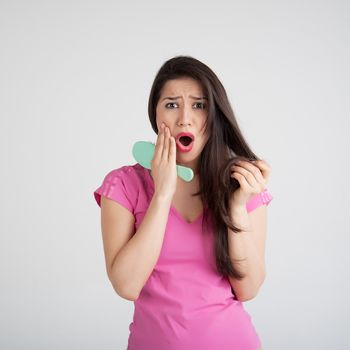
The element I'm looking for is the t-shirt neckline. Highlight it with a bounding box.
[142,165,204,225]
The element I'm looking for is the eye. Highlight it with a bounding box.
[193,102,206,109]
[165,102,178,108]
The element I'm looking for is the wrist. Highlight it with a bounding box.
[229,200,247,214]
[229,204,251,232]
[153,192,173,205]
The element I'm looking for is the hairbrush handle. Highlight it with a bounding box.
[132,141,194,182]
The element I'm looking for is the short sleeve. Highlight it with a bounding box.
[246,188,273,213]
[93,166,136,214]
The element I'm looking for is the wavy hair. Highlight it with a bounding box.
[147,55,262,280]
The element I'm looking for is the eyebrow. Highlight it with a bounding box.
[161,95,208,101]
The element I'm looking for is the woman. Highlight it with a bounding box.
[94,55,272,350]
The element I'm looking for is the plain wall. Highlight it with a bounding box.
[0,0,349,349]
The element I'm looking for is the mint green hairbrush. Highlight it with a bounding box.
[132,141,194,182]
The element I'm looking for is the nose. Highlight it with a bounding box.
[176,104,192,126]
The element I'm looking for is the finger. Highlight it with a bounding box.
[252,159,271,179]
[166,129,174,162]
[233,161,265,183]
[161,126,169,162]
[154,123,165,162]
[232,172,250,192]
[231,166,260,189]
[169,135,176,161]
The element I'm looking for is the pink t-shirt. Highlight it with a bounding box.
[93,163,273,350]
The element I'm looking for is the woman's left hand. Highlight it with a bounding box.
[229,159,272,208]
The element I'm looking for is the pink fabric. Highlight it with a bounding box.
[246,189,273,212]
[93,163,273,350]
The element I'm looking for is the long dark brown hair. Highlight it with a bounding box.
[147,55,262,281]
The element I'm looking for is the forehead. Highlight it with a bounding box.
[160,77,204,95]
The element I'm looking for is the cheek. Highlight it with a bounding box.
[156,112,172,127]
[155,113,163,131]
[156,117,163,129]
[155,106,162,128]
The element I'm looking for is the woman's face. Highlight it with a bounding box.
[155,77,210,172]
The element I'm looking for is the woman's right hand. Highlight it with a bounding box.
[150,122,177,200]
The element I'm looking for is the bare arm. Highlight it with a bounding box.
[101,122,177,301]
[101,193,172,301]
[227,204,267,302]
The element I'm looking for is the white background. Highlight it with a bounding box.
[1,0,349,349]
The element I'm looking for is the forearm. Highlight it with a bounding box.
[109,194,172,300]
[227,205,265,301]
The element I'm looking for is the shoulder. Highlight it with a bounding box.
[93,163,145,209]
[102,163,144,182]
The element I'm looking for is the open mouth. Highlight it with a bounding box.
[175,132,195,152]
[179,136,193,146]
